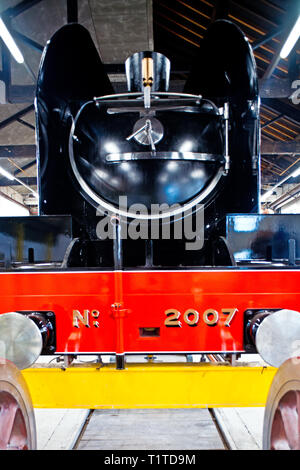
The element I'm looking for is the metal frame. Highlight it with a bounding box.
[261,113,284,130]
[0,105,34,130]
[0,0,79,103]
[252,27,283,50]
[0,176,36,187]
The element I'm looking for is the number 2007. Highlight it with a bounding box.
[164,308,238,327]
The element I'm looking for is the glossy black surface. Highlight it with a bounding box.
[227,214,300,264]
[34,20,261,268]
[0,216,72,266]
[184,19,258,102]
[71,99,224,209]
[36,23,114,237]
[186,19,260,222]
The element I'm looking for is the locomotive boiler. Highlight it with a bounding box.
[0,18,300,450]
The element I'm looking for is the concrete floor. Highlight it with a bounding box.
[35,409,90,450]
[76,408,225,450]
[34,406,265,450]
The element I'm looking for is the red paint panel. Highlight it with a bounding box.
[0,270,299,354]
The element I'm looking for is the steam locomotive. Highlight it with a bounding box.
[0,19,300,450]
[36,19,260,269]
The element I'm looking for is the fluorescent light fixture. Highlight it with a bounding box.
[292,166,300,178]
[0,165,38,197]
[0,166,14,181]
[261,166,300,203]
[280,15,300,59]
[0,17,24,64]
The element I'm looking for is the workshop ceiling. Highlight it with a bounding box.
[0,0,299,211]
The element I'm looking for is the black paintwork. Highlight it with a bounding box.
[185,20,260,225]
[13,20,259,267]
[0,216,72,267]
[36,23,114,239]
[72,100,224,209]
[33,20,261,268]
[226,214,300,264]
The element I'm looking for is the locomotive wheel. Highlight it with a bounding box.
[0,359,36,450]
[263,357,300,450]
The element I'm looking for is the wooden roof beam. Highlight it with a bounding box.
[0,145,36,159]
[261,140,300,155]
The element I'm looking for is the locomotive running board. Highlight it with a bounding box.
[21,362,276,409]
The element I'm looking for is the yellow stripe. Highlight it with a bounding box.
[22,363,277,409]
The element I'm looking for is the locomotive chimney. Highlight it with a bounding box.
[142,56,154,88]
[125,51,170,92]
